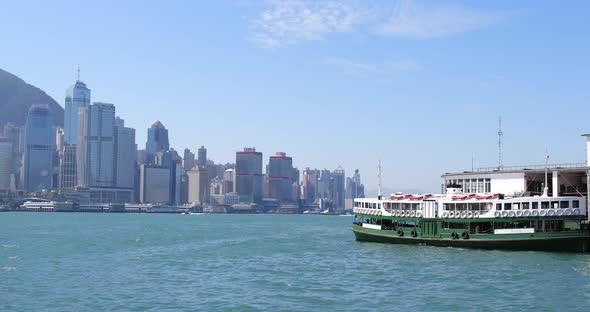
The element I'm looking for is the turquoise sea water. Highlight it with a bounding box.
[1,212,589,311]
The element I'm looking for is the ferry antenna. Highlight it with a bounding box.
[377,160,383,199]
[498,116,503,169]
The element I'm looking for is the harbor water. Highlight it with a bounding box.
[1,212,589,311]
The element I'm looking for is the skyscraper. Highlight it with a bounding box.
[64,73,91,145]
[58,145,77,190]
[197,145,207,167]
[77,102,116,187]
[145,121,169,159]
[183,148,195,171]
[23,104,54,191]
[0,138,12,190]
[3,123,24,188]
[187,166,209,204]
[139,165,171,204]
[332,167,345,210]
[114,118,136,189]
[236,147,263,203]
[267,152,296,201]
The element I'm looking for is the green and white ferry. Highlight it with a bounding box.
[352,184,590,252]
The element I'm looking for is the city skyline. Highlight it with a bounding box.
[1,0,589,192]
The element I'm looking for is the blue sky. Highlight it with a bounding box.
[1,0,589,193]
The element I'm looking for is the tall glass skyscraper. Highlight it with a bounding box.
[146,121,169,158]
[77,102,116,187]
[236,147,263,203]
[23,104,54,191]
[64,76,91,145]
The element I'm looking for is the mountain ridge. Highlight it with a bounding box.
[0,68,63,129]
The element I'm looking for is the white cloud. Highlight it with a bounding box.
[376,0,505,38]
[250,0,370,48]
[250,0,509,48]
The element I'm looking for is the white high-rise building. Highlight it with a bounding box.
[77,102,116,187]
[114,119,136,189]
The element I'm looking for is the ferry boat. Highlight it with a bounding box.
[351,184,590,252]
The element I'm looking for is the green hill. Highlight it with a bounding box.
[0,68,63,128]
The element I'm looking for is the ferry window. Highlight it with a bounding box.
[378,204,382,209]
[551,201,559,209]
[573,200,579,208]
[513,203,520,210]
[411,203,419,210]
[457,203,467,211]
[393,203,400,210]
[541,201,549,209]
[496,203,502,211]
[477,179,484,193]
[532,202,538,209]
[504,203,512,210]
[560,201,569,208]
[468,203,478,210]
[522,202,529,209]
[402,203,410,210]
[485,179,491,193]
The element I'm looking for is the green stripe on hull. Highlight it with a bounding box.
[352,226,590,253]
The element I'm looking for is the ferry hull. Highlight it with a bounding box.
[352,226,590,253]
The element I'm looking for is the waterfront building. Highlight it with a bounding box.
[55,127,64,152]
[223,168,236,193]
[64,74,91,145]
[267,152,296,201]
[197,145,207,167]
[114,119,136,189]
[183,148,195,171]
[441,134,590,209]
[3,123,24,189]
[187,166,209,204]
[332,167,345,210]
[145,121,169,160]
[23,104,54,191]
[77,102,116,187]
[58,145,77,190]
[139,165,171,204]
[180,173,189,204]
[345,169,365,209]
[316,169,333,200]
[210,193,240,207]
[0,138,12,190]
[302,168,319,203]
[210,177,224,196]
[236,147,263,203]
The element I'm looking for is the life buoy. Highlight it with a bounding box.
[442,211,449,218]
[461,212,467,218]
[564,208,573,215]
[461,231,469,239]
[516,210,523,217]
[540,210,547,216]
[573,208,581,215]
[531,210,539,217]
[523,210,531,217]
[449,211,455,218]
[451,231,458,240]
[547,209,555,216]
[501,211,508,218]
[416,212,422,218]
[473,211,480,218]
[494,211,501,218]
[508,211,516,218]
[467,211,473,218]
[410,211,416,218]
[556,209,564,216]
[411,229,417,237]
[397,229,404,236]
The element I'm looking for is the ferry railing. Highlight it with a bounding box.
[471,162,588,173]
